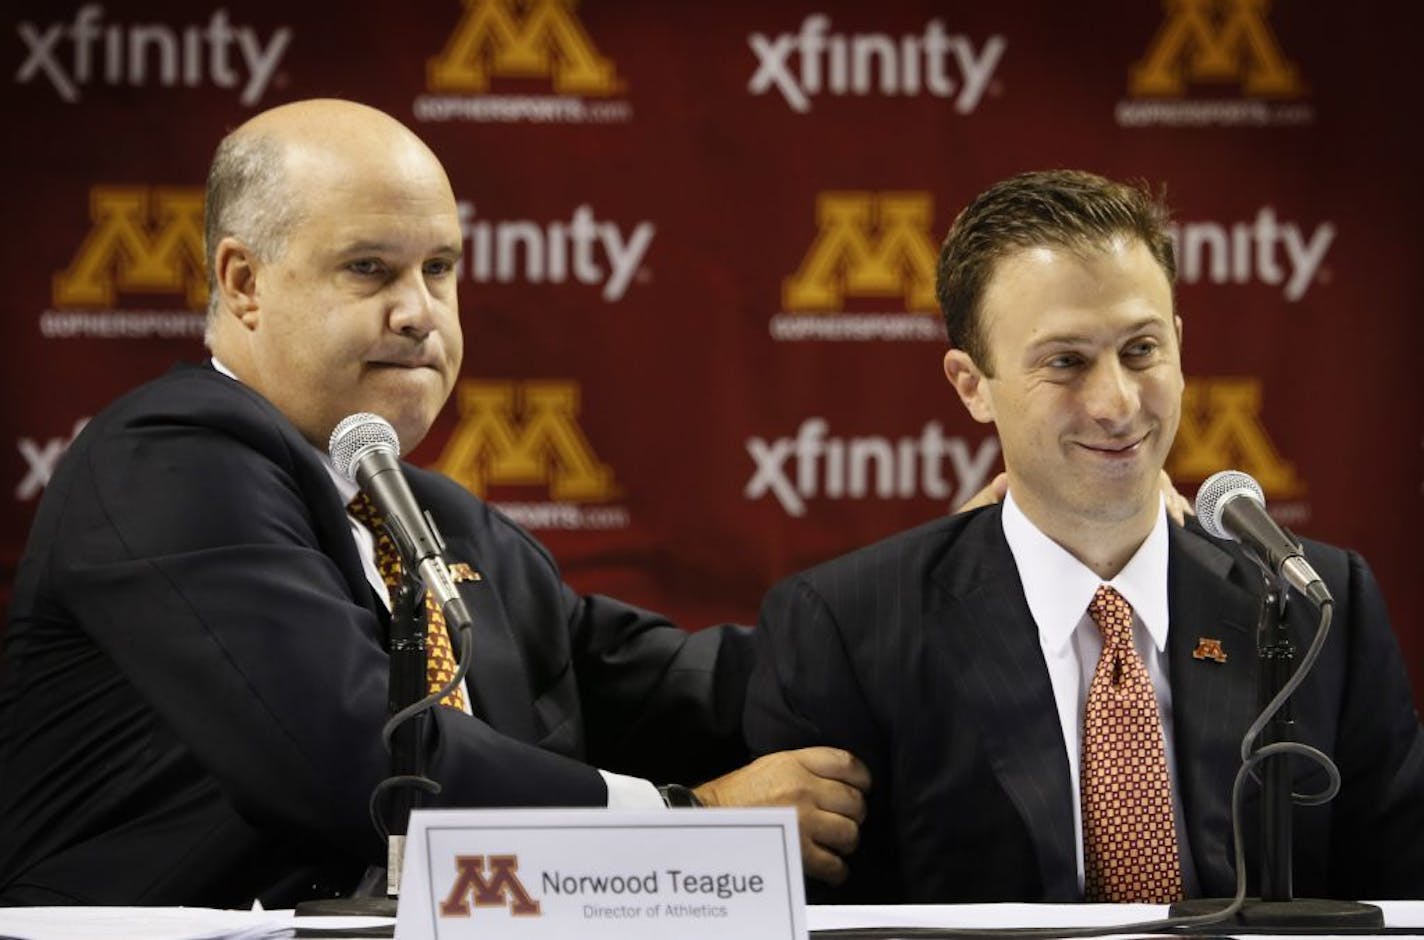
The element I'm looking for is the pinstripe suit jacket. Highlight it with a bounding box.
[746,504,1424,903]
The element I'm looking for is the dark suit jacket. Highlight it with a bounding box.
[0,364,753,907]
[746,505,1424,903]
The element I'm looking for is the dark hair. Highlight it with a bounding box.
[935,169,1175,375]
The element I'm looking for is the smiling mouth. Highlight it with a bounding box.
[1078,433,1148,456]
[368,359,440,371]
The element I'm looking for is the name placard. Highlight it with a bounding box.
[394,807,806,940]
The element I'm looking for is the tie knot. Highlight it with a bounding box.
[1088,584,1133,646]
[347,491,385,532]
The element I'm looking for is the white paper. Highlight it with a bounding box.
[807,899,1424,933]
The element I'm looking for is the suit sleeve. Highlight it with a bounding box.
[1325,551,1424,899]
[744,573,898,903]
[560,586,755,785]
[744,574,880,759]
[48,400,605,861]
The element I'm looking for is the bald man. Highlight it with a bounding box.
[0,100,867,908]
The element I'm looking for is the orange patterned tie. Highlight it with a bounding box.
[348,492,467,712]
[1081,585,1183,903]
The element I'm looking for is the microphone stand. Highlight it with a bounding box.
[295,574,428,921]
[1171,567,1381,928]
[382,573,430,903]
[1256,578,1293,905]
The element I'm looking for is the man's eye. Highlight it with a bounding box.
[424,258,455,277]
[1125,341,1159,359]
[347,259,384,276]
[1047,354,1081,369]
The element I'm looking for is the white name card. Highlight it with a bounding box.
[394,806,806,940]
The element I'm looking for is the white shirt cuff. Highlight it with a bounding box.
[599,770,664,809]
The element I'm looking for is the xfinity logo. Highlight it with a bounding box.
[746,418,1000,517]
[16,5,292,105]
[748,14,1005,114]
[457,202,653,303]
[1170,208,1334,302]
[16,419,87,501]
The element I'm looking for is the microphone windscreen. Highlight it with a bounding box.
[1194,469,1266,541]
[328,413,400,483]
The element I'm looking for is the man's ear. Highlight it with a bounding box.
[212,236,261,330]
[943,348,995,424]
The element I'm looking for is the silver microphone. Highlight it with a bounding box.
[329,413,471,627]
[1195,469,1330,607]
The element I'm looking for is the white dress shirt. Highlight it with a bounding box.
[208,358,662,808]
[1000,490,1199,894]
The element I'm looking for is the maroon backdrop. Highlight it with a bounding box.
[3,0,1420,705]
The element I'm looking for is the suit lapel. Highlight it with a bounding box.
[930,511,1080,901]
[304,444,382,616]
[439,538,541,744]
[1166,525,1260,895]
[258,395,543,744]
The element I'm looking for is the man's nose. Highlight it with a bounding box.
[1083,357,1138,427]
[388,270,437,339]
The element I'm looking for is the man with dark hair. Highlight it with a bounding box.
[746,169,1424,903]
[936,169,1176,373]
[0,99,869,908]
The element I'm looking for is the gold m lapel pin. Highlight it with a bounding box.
[1192,637,1228,664]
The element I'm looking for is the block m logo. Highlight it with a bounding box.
[428,0,620,94]
[54,186,207,308]
[1131,0,1303,97]
[783,192,938,313]
[1168,377,1304,497]
[435,380,619,501]
[439,854,541,916]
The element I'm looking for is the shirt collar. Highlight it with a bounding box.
[1001,489,1171,655]
[209,356,359,504]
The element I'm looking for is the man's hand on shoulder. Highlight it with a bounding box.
[691,747,870,885]
[1159,469,1193,525]
[955,472,1008,513]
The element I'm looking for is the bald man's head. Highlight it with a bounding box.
[202,99,463,451]
[202,99,452,338]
